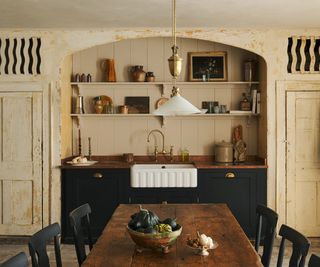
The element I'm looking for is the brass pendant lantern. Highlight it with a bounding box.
[168,46,183,78]
[168,0,182,78]
[153,0,200,116]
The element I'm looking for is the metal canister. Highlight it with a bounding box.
[74,95,85,114]
[215,141,233,163]
[244,59,257,82]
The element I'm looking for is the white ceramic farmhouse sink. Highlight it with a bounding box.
[130,164,197,188]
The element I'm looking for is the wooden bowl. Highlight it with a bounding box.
[126,224,182,253]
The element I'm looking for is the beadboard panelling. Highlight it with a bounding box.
[72,37,259,156]
[73,115,258,156]
[73,37,259,82]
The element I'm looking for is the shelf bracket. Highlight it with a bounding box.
[73,116,80,127]
[246,115,253,127]
[162,84,171,96]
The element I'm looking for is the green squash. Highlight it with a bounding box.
[162,218,177,229]
[128,205,160,230]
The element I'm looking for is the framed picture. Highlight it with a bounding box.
[125,96,150,114]
[188,51,228,81]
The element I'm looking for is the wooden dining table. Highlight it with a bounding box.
[81,203,263,267]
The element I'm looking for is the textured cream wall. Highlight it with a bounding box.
[60,55,73,158]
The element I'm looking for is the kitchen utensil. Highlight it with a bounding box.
[74,95,85,114]
[215,141,233,163]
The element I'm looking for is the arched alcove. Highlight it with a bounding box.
[60,36,267,159]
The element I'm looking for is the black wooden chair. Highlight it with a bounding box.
[69,203,93,266]
[255,204,278,267]
[276,224,310,267]
[28,222,62,267]
[309,254,320,267]
[0,252,28,267]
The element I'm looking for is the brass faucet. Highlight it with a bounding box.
[147,129,174,162]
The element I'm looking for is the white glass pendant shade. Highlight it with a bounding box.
[153,94,201,116]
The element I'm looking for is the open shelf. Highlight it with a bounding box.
[71,81,259,86]
[70,113,259,117]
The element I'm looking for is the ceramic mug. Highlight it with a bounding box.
[214,105,220,113]
[220,105,227,113]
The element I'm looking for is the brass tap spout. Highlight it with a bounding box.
[147,129,166,154]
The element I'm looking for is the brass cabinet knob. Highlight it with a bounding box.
[93,172,103,179]
[225,172,236,178]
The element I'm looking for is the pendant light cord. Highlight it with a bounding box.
[172,0,177,87]
[173,0,176,48]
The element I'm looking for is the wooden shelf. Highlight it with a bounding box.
[71,81,259,86]
[70,113,259,117]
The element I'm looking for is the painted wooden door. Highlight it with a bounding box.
[0,92,42,235]
[287,91,320,236]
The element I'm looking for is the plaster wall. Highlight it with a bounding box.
[1,27,319,228]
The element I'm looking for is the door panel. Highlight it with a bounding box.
[0,92,42,235]
[287,91,320,236]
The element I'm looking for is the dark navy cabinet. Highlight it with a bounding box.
[198,168,267,238]
[128,188,198,204]
[61,167,267,242]
[61,168,130,243]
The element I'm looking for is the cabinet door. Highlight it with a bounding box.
[129,189,198,204]
[198,169,266,237]
[0,92,42,235]
[62,169,127,242]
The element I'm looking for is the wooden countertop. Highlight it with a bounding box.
[81,204,263,267]
[60,155,267,169]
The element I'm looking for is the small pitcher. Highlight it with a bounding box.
[130,65,146,82]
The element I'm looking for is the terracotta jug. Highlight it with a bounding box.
[131,65,146,82]
[103,59,116,82]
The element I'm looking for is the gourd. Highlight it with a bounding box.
[162,218,177,229]
[128,205,160,230]
[154,223,172,233]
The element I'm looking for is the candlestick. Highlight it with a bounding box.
[78,128,82,156]
[88,137,92,160]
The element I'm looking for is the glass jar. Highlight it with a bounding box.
[181,148,189,162]
[145,71,155,82]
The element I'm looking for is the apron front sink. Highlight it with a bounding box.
[130,164,197,188]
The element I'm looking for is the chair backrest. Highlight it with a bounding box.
[309,254,320,267]
[277,224,310,267]
[28,222,62,267]
[0,252,28,267]
[69,203,93,266]
[255,204,278,267]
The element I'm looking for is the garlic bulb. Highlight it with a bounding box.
[199,234,209,246]
[207,237,214,249]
